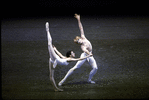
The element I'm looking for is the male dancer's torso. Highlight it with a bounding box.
[81,38,92,54]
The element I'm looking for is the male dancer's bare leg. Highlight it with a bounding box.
[49,58,63,92]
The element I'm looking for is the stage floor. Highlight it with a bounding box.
[2,17,149,99]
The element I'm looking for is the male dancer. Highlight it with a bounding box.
[46,22,91,91]
[59,14,98,86]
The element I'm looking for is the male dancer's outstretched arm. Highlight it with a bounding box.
[74,14,86,39]
[74,14,92,55]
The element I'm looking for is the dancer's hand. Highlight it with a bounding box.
[74,14,80,20]
[53,45,56,50]
[90,53,93,56]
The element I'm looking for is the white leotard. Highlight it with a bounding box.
[50,55,69,68]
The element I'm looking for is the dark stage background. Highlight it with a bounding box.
[1,0,149,99]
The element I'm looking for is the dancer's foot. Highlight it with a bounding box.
[88,80,95,84]
[58,81,63,86]
[54,88,63,92]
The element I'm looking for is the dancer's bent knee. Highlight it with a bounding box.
[95,67,98,70]
[92,64,98,70]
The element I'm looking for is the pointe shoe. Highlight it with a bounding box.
[45,22,49,31]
